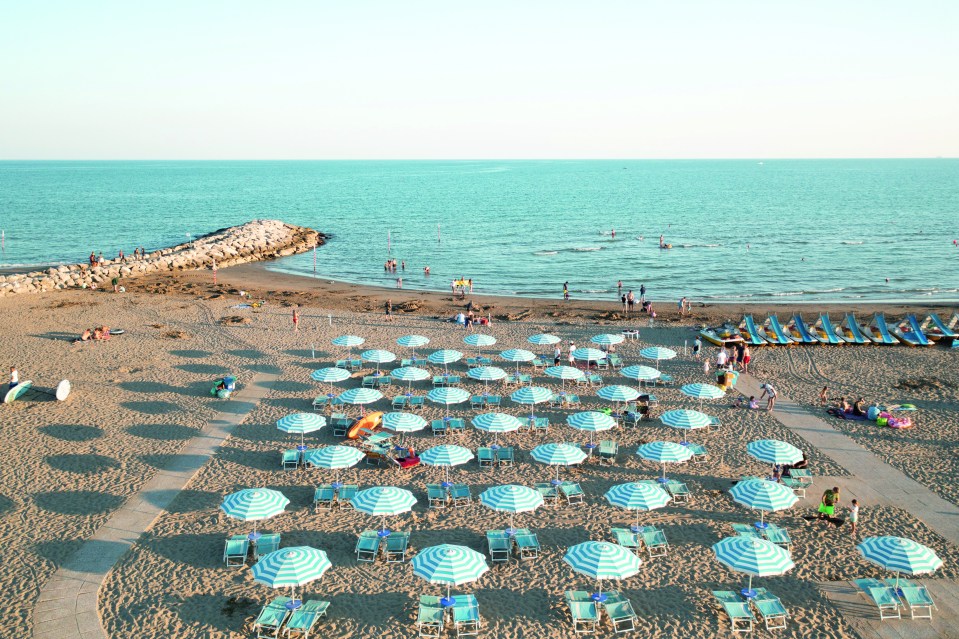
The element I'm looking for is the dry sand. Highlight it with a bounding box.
[1,264,957,638]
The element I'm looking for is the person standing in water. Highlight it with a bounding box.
[611,228,615,238]
[639,284,646,302]
[617,280,623,297]
[563,282,569,302]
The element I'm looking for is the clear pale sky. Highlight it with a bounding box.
[1,1,956,159]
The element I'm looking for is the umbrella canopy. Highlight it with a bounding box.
[420,444,474,486]
[397,334,430,349]
[382,411,429,433]
[332,335,365,350]
[636,441,693,482]
[351,486,417,535]
[310,367,351,384]
[604,482,671,531]
[463,334,497,348]
[277,413,327,451]
[857,537,943,577]
[428,349,463,366]
[564,541,642,597]
[640,346,677,363]
[480,484,544,532]
[747,440,804,466]
[252,546,331,589]
[544,365,586,381]
[620,365,661,383]
[361,350,396,372]
[681,383,725,400]
[472,412,522,439]
[572,347,607,363]
[304,445,365,469]
[528,333,561,346]
[531,443,587,483]
[712,536,795,597]
[660,409,711,444]
[467,366,508,383]
[597,385,640,403]
[412,544,490,604]
[337,388,383,415]
[499,349,536,373]
[567,411,616,446]
[729,479,798,526]
[591,333,625,346]
[510,386,553,419]
[221,488,289,537]
[392,366,431,382]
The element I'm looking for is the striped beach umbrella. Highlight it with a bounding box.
[567,411,617,447]
[747,440,804,466]
[310,367,352,402]
[529,333,561,346]
[572,347,607,368]
[392,365,430,395]
[472,412,522,446]
[420,444,474,486]
[480,484,544,532]
[637,441,693,482]
[427,386,470,419]
[729,479,798,527]
[427,349,463,374]
[412,544,490,606]
[640,346,676,370]
[597,385,640,403]
[396,335,430,359]
[463,334,497,358]
[660,409,711,444]
[857,537,943,588]
[277,413,327,451]
[531,443,587,484]
[564,541,642,601]
[544,365,585,392]
[467,366,507,392]
[332,335,365,354]
[500,348,536,374]
[604,482,672,531]
[591,333,625,346]
[351,486,417,536]
[337,387,383,416]
[221,488,290,539]
[252,546,332,610]
[681,382,726,410]
[361,349,396,373]
[382,411,428,433]
[304,445,364,486]
[620,365,661,385]
[713,536,795,597]
[510,386,553,419]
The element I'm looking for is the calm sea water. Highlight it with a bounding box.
[1,160,958,303]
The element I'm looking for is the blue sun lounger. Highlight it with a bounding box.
[841,313,873,344]
[739,315,768,346]
[813,313,847,344]
[787,313,821,344]
[762,315,796,345]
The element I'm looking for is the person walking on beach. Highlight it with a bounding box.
[568,341,576,367]
[819,386,828,405]
[716,347,729,369]
[621,294,627,314]
[9,366,18,390]
[385,299,393,322]
[817,486,840,524]
[693,336,702,359]
[112,276,120,293]
[626,290,635,313]
[292,307,300,332]
[849,499,859,536]
[742,344,751,373]
[553,344,561,366]
[759,382,778,411]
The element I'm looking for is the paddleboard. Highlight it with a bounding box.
[55,380,72,401]
[4,380,33,404]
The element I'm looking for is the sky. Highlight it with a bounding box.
[0,1,956,159]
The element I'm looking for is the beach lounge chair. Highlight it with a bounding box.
[386,531,410,562]
[686,443,708,463]
[451,484,472,507]
[762,523,792,550]
[361,431,394,448]
[731,523,762,539]
[255,533,281,559]
[355,530,381,562]
[534,482,559,501]
[604,591,639,634]
[470,395,485,409]
[449,418,466,433]
[597,439,618,464]
[487,395,501,407]
[639,526,668,558]
[417,596,444,639]
[531,357,546,369]
[751,588,788,630]
[477,447,494,468]
[566,394,582,407]
[886,579,936,619]
[497,446,514,467]
[608,354,623,369]
[338,484,358,508]
[707,416,721,432]
[549,393,566,408]
[561,482,585,505]
[313,485,335,511]
[665,480,690,503]
[408,396,425,410]
[787,468,813,484]
[427,484,448,509]
[335,359,349,369]
[567,598,600,633]
[712,590,755,633]
[283,599,330,638]
[514,529,541,559]
[254,596,292,639]
[431,420,448,437]
[611,528,641,554]
[223,536,249,567]
[487,530,512,563]
[453,594,480,637]
[362,375,377,388]
[854,578,901,620]
[391,395,408,409]
[656,373,675,386]
[330,413,352,438]
[281,449,300,470]
[779,477,808,498]
[532,417,549,432]
[311,395,328,411]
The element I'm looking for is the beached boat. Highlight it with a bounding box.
[698,322,745,347]
[762,314,796,345]
[919,312,958,343]
[840,313,874,344]
[863,313,899,345]
[888,314,934,347]
[738,315,768,346]
[811,313,848,344]
[785,313,821,344]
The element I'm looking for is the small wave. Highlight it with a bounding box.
[581,289,608,294]
[841,241,863,245]
[770,291,804,297]
[572,247,603,252]
[678,243,721,248]
[533,251,558,256]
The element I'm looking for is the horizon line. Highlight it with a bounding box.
[0,156,956,162]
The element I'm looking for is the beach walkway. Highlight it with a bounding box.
[736,373,959,638]
[32,372,279,639]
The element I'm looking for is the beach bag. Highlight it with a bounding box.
[876,417,888,427]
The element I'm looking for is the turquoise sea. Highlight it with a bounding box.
[1,160,958,303]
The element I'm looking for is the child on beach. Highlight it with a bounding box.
[819,386,828,405]
[292,308,299,332]
[385,299,393,322]
[849,499,859,536]
[9,366,18,389]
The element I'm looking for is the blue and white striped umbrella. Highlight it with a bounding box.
[480,484,544,531]
[412,544,490,601]
[277,413,327,449]
[221,488,290,536]
[713,536,795,595]
[729,479,798,526]
[681,383,725,400]
[528,333,561,346]
[591,333,625,346]
[310,367,351,384]
[392,366,430,395]
[428,349,463,365]
[511,386,553,418]
[361,349,396,372]
[637,441,693,482]
[397,334,430,349]
[572,347,607,363]
[660,409,711,444]
[620,365,661,383]
[467,366,508,383]
[420,444,474,485]
[567,412,617,445]
[531,443,587,483]
[747,440,804,466]
[332,335,365,352]
[304,445,365,470]
[564,541,642,596]
[857,537,943,579]
[597,385,640,403]
[499,349,536,373]
[427,386,470,419]
[604,482,672,529]
[472,412,522,445]
[463,334,497,348]
[351,486,417,534]
[545,365,585,381]
[337,388,383,410]
[252,546,331,606]
[640,347,677,370]
[382,411,428,433]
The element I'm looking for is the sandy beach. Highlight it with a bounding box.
[3,263,958,639]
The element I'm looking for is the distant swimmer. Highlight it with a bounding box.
[746,243,750,251]
[885,278,889,283]
[611,228,615,239]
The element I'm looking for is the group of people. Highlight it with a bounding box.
[695,340,753,374]
[76,326,112,342]
[87,247,147,268]
[383,259,404,273]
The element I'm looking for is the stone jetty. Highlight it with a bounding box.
[0,220,324,297]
